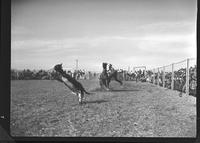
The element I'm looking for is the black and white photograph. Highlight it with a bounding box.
[11,0,197,137]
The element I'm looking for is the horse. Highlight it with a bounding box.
[99,64,123,90]
[107,70,123,88]
[54,63,91,104]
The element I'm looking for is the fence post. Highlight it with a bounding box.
[123,71,125,81]
[16,71,19,80]
[171,63,174,90]
[163,66,165,88]
[157,68,160,86]
[186,59,190,95]
[153,69,155,84]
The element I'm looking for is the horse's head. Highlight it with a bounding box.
[54,63,63,73]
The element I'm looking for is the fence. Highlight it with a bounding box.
[147,58,196,96]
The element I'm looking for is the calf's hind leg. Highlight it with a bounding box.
[78,91,85,105]
[114,73,123,85]
[77,93,82,104]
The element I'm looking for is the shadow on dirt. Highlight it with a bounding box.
[91,87,140,92]
[109,89,140,92]
[84,99,109,104]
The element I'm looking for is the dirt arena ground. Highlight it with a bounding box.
[10,79,196,137]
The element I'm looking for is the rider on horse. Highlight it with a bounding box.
[99,62,123,90]
[108,64,114,76]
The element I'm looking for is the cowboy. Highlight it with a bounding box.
[108,64,114,76]
[101,62,109,88]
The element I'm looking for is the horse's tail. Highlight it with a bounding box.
[84,89,93,95]
[82,87,92,95]
[84,91,91,95]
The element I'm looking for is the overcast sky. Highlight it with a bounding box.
[11,0,197,72]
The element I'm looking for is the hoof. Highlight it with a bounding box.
[105,88,110,91]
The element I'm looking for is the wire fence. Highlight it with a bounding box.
[147,58,196,96]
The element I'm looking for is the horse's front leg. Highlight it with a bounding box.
[106,79,109,88]
[101,79,109,91]
[101,79,107,89]
[99,79,103,89]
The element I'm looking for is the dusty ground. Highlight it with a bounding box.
[10,79,196,137]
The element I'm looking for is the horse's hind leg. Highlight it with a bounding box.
[106,79,110,88]
[116,79,123,85]
[114,77,123,85]
[78,93,83,105]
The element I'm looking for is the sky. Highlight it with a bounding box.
[11,0,197,72]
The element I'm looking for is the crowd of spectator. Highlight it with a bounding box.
[11,69,97,80]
